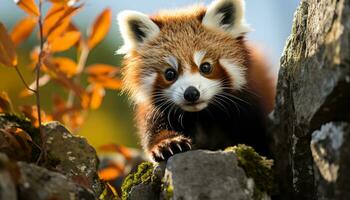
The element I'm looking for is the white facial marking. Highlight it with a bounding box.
[219,59,247,90]
[164,69,221,112]
[134,72,157,103]
[193,50,206,67]
[165,56,178,70]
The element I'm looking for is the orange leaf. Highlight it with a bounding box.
[88,76,123,90]
[0,22,18,67]
[43,57,87,102]
[43,4,83,39]
[15,0,40,17]
[11,16,37,47]
[49,0,79,5]
[0,91,12,113]
[98,164,124,181]
[52,57,78,77]
[87,8,111,49]
[85,64,119,76]
[89,85,105,109]
[62,110,84,131]
[19,105,47,127]
[99,144,133,160]
[49,31,81,52]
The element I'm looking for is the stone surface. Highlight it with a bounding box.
[161,150,254,200]
[45,121,102,195]
[129,184,159,200]
[311,122,350,199]
[0,115,107,199]
[0,154,17,200]
[17,162,95,200]
[271,0,350,199]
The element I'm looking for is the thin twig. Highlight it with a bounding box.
[35,0,46,165]
[14,66,36,94]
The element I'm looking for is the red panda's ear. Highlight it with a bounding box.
[117,11,160,54]
[202,0,251,37]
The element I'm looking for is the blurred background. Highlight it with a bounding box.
[0,0,300,150]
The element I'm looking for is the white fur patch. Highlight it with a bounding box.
[164,69,220,112]
[202,0,251,37]
[117,10,160,54]
[193,51,206,67]
[134,72,157,103]
[219,59,247,90]
[165,56,179,70]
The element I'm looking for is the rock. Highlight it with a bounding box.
[0,154,17,200]
[121,162,161,200]
[123,148,273,200]
[161,150,254,200]
[311,122,350,199]
[271,0,350,199]
[16,161,95,200]
[44,121,103,195]
[0,115,109,199]
[129,184,159,200]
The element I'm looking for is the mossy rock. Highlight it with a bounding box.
[226,144,274,199]
[121,162,160,200]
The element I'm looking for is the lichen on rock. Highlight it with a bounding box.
[121,162,160,200]
[225,144,274,199]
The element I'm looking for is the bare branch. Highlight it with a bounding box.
[14,66,36,94]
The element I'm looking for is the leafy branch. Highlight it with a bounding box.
[0,0,121,164]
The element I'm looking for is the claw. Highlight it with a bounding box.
[168,147,174,155]
[159,152,165,160]
[186,142,192,150]
[176,143,182,151]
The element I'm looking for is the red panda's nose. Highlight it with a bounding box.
[184,86,200,103]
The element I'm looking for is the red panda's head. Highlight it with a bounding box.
[118,0,252,112]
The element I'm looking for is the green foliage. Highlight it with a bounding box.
[121,162,157,200]
[226,144,274,199]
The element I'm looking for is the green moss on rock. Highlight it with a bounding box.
[121,162,159,200]
[225,144,274,199]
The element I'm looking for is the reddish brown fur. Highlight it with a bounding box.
[121,5,276,159]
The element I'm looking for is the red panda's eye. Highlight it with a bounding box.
[200,62,212,74]
[164,68,177,81]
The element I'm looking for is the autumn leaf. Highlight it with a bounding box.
[87,8,112,49]
[49,31,81,52]
[0,127,33,161]
[52,57,78,77]
[98,163,124,181]
[49,0,79,6]
[99,144,133,160]
[19,105,47,127]
[11,16,37,47]
[0,22,18,67]
[63,110,84,131]
[0,91,13,113]
[43,56,88,106]
[43,4,83,39]
[14,0,40,17]
[89,85,105,110]
[85,64,119,76]
[88,76,123,90]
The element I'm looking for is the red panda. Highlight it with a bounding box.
[117,0,277,162]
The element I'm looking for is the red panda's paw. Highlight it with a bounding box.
[150,135,192,162]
